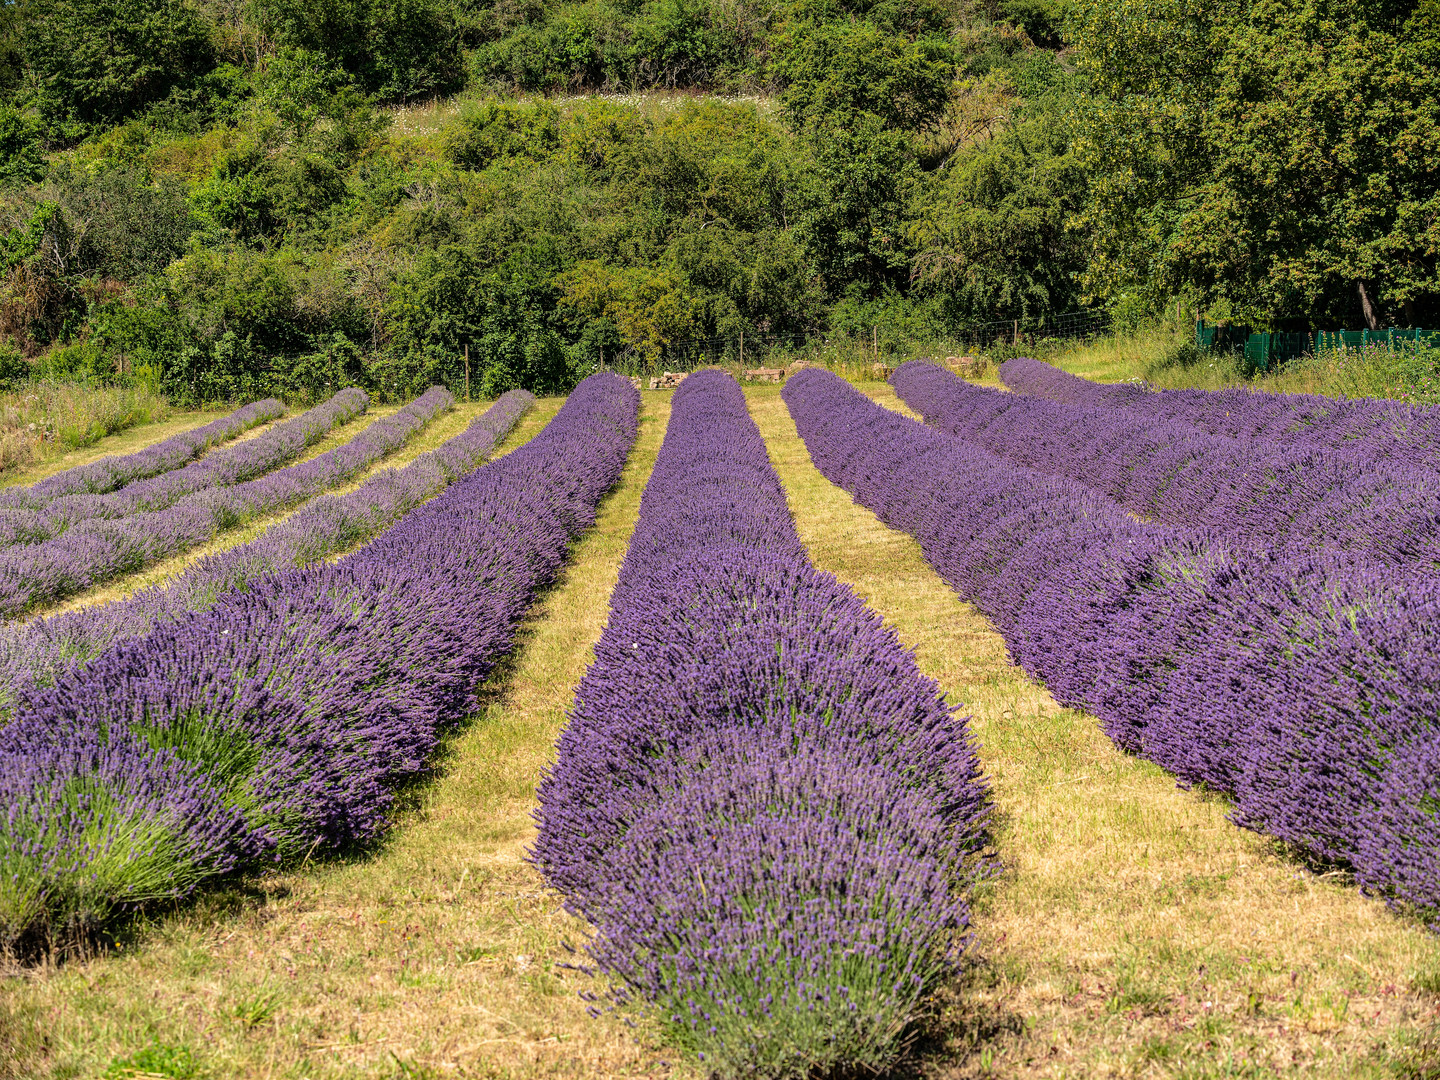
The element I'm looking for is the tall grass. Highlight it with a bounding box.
[0,381,171,476]
[1039,328,1440,402]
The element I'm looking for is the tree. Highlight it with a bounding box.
[775,18,954,134]
[18,0,216,133]
[247,0,463,101]
[1070,0,1440,327]
[910,105,1086,323]
[774,15,956,297]
[0,107,43,188]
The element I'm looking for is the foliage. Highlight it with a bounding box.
[236,0,464,99]
[444,99,560,168]
[18,0,216,136]
[0,0,1427,401]
[1069,0,1440,328]
[0,106,44,187]
[910,92,1085,322]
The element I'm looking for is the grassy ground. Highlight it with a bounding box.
[0,382,173,479]
[1034,332,1184,387]
[4,383,1440,1080]
[1037,328,1440,402]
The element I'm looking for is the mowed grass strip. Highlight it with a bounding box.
[746,382,1440,1079]
[0,393,680,1080]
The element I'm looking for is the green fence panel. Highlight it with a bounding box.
[1200,322,1435,369]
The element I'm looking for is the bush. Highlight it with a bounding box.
[280,332,366,402]
[52,164,194,279]
[0,108,45,189]
[444,100,561,169]
[249,0,463,101]
[0,342,30,390]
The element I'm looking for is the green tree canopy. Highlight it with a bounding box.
[1070,0,1440,328]
[18,0,216,133]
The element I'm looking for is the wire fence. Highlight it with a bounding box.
[594,309,1116,378]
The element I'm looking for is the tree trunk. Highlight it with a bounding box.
[1403,297,1417,327]
[1357,280,1381,330]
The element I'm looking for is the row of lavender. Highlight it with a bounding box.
[0,387,450,617]
[0,390,534,712]
[998,356,1440,468]
[785,368,1440,918]
[2,397,287,504]
[0,388,366,545]
[533,371,990,1076]
[0,375,632,947]
[891,361,1440,568]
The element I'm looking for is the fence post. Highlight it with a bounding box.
[464,343,470,403]
[1013,319,1019,346]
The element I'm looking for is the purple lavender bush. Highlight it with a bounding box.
[0,725,260,945]
[894,360,1440,567]
[998,356,1440,466]
[785,367,1440,921]
[0,387,450,617]
[0,374,634,948]
[0,390,534,707]
[995,356,1147,407]
[533,370,989,1077]
[0,388,365,546]
[1,398,286,505]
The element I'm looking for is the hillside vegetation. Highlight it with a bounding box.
[0,0,1433,401]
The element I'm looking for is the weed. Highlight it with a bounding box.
[228,987,279,1028]
[103,1043,201,1080]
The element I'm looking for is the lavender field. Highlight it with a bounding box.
[2,371,1439,1080]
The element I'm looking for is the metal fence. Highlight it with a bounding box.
[1197,320,1440,371]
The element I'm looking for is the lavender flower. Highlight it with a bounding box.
[0,390,533,706]
[0,390,363,546]
[895,360,1440,567]
[533,370,989,1077]
[0,387,452,617]
[786,367,1440,921]
[1,398,286,504]
[0,375,633,949]
[997,356,1440,467]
